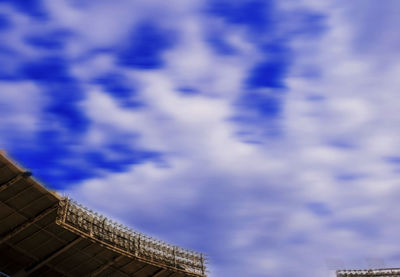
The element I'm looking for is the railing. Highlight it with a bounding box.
[337,268,400,276]
[56,198,206,276]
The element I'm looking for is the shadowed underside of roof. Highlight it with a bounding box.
[0,151,207,277]
[337,268,400,276]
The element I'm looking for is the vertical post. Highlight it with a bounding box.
[200,253,205,275]
[137,234,141,256]
[129,234,137,256]
[89,215,94,237]
[150,240,154,261]
[62,197,69,223]
[173,246,177,268]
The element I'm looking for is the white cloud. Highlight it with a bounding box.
[0,81,44,146]
[3,0,400,276]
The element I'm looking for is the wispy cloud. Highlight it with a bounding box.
[1,0,399,276]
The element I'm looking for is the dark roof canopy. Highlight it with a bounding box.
[0,151,207,277]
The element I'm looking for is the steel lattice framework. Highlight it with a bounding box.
[337,268,400,276]
[56,198,206,276]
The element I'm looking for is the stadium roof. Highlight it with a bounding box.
[337,268,400,276]
[0,151,207,277]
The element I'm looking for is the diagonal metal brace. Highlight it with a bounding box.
[0,205,57,244]
[152,269,166,277]
[14,237,82,277]
[0,171,32,193]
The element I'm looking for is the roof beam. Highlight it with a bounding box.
[0,172,31,193]
[59,243,133,277]
[0,200,62,247]
[0,193,50,226]
[3,182,33,204]
[14,237,82,277]
[66,241,131,277]
[5,242,71,277]
[90,255,125,277]
[129,264,150,276]
[0,163,9,173]
[152,268,166,277]
[58,243,101,274]
[0,206,57,244]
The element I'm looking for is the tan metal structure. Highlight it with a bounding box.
[337,268,400,276]
[0,151,207,277]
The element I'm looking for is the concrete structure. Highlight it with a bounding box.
[0,151,207,277]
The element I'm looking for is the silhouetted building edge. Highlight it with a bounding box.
[0,150,207,277]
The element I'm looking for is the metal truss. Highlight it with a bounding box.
[337,268,400,276]
[56,198,207,276]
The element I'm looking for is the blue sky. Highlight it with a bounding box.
[1,0,400,276]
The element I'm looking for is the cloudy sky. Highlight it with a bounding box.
[2,0,400,276]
